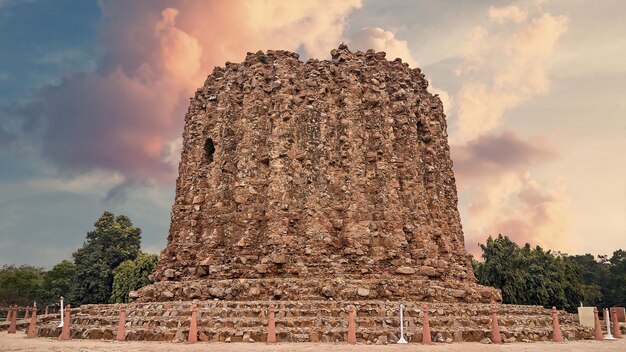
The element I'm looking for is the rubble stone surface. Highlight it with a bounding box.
[0,301,598,343]
[139,44,500,303]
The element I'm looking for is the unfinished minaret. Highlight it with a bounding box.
[136,45,501,303]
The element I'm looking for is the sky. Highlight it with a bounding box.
[0,0,624,268]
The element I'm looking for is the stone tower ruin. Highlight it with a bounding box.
[136,45,500,304]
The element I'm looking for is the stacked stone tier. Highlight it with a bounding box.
[1,301,596,343]
[135,277,501,303]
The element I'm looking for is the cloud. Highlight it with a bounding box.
[452,8,568,143]
[487,5,528,24]
[98,0,361,72]
[104,177,147,205]
[0,171,124,201]
[445,4,573,254]
[39,68,184,182]
[23,0,362,188]
[0,100,43,150]
[348,27,417,66]
[456,133,572,255]
[452,130,557,181]
[464,173,571,254]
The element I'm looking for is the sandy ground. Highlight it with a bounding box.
[1,333,625,352]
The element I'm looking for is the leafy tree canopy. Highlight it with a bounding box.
[475,234,585,312]
[71,211,141,305]
[567,249,626,309]
[111,252,158,303]
[0,265,45,307]
[42,260,76,302]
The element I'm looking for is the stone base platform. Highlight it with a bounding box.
[0,301,598,343]
[134,277,502,303]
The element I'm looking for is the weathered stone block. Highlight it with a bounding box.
[271,254,287,265]
[164,269,175,279]
[395,266,416,275]
[357,288,370,297]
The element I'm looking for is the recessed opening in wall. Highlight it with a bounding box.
[204,138,215,163]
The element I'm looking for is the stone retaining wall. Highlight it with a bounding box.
[0,301,601,344]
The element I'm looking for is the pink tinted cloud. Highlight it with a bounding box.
[37,0,361,184]
[40,69,185,182]
[454,131,570,257]
[446,4,573,255]
[452,130,557,183]
[348,27,417,66]
[452,6,568,143]
[476,176,571,254]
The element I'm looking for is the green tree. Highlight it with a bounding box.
[0,265,45,308]
[476,235,528,304]
[71,211,141,305]
[566,254,604,306]
[111,252,158,303]
[42,260,76,304]
[608,249,626,307]
[558,254,586,309]
[476,234,585,312]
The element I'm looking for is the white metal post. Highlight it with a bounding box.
[57,296,64,328]
[605,308,616,340]
[397,304,408,344]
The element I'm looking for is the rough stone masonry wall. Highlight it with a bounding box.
[1,302,597,343]
[139,44,500,303]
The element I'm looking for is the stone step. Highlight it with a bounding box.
[75,301,572,317]
[69,313,562,329]
[31,320,591,343]
[73,304,576,320]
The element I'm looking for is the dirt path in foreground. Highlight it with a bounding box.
[1,333,624,352]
